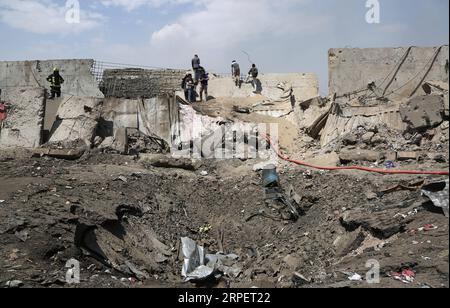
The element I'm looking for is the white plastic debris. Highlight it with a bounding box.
[200,171,208,176]
[5,280,23,288]
[181,237,241,282]
[348,273,363,281]
[0,200,5,204]
[422,179,449,218]
[116,176,128,183]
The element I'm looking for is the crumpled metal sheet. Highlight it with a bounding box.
[181,237,241,282]
[422,179,449,218]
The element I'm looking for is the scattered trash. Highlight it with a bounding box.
[124,261,150,280]
[384,161,396,169]
[348,273,363,281]
[394,208,419,219]
[302,170,312,179]
[392,269,415,284]
[233,106,251,114]
[292,272,311,286]
[0,200,5,204]
[181,237,241,282]
[379,180,424,196]
[115,176,128,183]
[419,224,438,232]
[5,280,23,288]
[199,224,212,234]
[422,179,449,217]
[200,171,208,176]
[421,256,431,261]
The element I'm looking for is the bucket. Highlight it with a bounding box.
[262,164,279,188]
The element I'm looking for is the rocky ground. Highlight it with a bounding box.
[0,147,448,289]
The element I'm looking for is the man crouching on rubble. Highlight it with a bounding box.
[47,68,65,99]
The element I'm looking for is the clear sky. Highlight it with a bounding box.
[0,0,449,93]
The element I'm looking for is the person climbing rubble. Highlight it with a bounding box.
[0,89,6,129]
[181,72,193,101]
[46,68,64,99]
[246,64,259,92]
[191,54,201,84]
[231,60,241,88]
[185,74,196,103]
[199,69,209,102]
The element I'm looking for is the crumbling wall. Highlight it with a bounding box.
[0,59,103,98]
[0,87,45,148]
[320,102,407,146]
[208,73,319,102]
[329,46,449,98]
[49,97,103,147]
[100,96,180,146]
[102,69,186,99]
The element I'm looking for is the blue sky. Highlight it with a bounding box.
[0,0,448,93]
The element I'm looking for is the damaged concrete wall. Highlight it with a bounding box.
[102,69,186,99]
[0,87,45,148]
[320,102,407,146]
[0,59,103,98]
[208,73,319,102]
[100,96,180,146]
[329,46,449,98]
[49,97,103,147]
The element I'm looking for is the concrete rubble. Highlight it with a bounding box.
[0,87,45,149]
[49,96,103,147]
[0,47,449,289]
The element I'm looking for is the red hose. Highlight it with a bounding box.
[264,135,449,176]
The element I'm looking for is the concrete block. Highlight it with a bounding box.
[114,127,128,154]
[333,227,365,257]
[339,149,381,163]
[400,95,445,132]
[361,132,375,144]
[32,147,85,160]
[49,96,102,147]
[0,87,45,148]
[384,151,397,162]
[397,151,419,161]
[306,152,340,167]
[140,153,200,171]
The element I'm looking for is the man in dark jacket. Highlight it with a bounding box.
[192,55,201,84]
[199,70,209,102]
[246,64,259,92]
[231,60,241,88]
[47,68,64,99]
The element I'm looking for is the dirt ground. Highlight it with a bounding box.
[0,147,448,289]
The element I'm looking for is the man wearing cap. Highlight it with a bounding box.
[231,60,241,88]
[46,68,65,99]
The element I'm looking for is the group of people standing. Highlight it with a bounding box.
[181,55,209,103]
[181,55,260,104]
